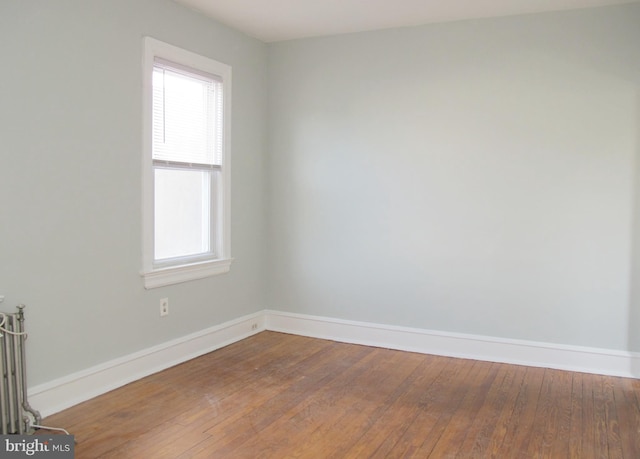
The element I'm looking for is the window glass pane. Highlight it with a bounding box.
[154,167,211,261]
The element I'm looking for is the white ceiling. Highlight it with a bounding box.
[174,0,636,42]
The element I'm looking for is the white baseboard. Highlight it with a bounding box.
[28,311,265,418]
[29,309,640,418]
[265,310,640,379]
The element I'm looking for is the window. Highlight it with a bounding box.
[142,38,232,288]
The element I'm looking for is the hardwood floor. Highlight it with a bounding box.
[40,331,640,458]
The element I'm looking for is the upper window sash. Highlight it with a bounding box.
[152,61,223,167]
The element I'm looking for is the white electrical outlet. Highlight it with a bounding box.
[251,323,258,331]
[160,298,169,317]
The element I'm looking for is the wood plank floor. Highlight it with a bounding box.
[40,331,640,458]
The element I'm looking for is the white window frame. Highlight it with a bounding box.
[142,37,232,289]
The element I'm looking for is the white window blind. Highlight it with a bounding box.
[152,59,223,166]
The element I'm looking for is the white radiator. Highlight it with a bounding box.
[0,305,41,434]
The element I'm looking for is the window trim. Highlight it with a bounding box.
[141,37,232,289]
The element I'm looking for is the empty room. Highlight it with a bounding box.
[1,0,640,457]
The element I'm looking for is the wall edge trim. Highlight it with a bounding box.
[265,309,640,378]
[30,309,639,418]
[28,311,265,418]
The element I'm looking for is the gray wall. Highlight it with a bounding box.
[267,4,640,351]
[2,1,639,390]
[0,0,267,385]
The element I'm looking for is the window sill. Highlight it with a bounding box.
[142,258,233,289]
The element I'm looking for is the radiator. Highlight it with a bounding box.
[0,305,41,434]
